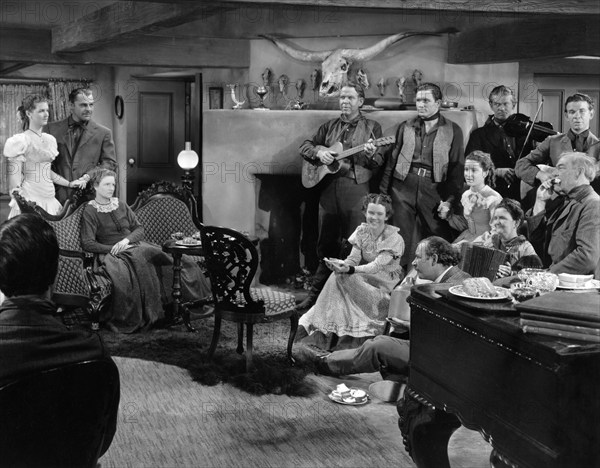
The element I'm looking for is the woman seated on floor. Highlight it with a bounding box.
[298,193,404,351]
[471,197,540,278]
[441,150,502,244]
[81,169,211,333]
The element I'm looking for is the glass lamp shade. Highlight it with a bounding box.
[177,142,199,170]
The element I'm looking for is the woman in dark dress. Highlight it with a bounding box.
[81,169,210,332]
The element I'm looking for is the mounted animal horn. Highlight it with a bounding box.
[261,30,454,98]
[261,34,331,62]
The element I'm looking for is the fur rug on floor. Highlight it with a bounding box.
[97,313,315,397]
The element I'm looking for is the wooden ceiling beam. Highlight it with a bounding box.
[448,17,600,63]
[0,63,34,76]
[51,2,232,53]
[7,0,599,16]
[1,28,249,68]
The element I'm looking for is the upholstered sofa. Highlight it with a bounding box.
[14,181,204,329]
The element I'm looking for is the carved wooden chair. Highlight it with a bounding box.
[458,243,508,282]
[13,192,112,330]
[200,225,299,371]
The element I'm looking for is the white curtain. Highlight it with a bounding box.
[47,80,89,121]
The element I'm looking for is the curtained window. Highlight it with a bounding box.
[0,80,90,194]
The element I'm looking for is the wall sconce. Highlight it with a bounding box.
[177,141,199,191]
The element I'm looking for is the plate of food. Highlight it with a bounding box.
[449,278,511,301]
[557,279,600,290]
[328,383,369,406]
[175,238,202,246]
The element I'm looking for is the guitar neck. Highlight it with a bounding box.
[334,143,368,161]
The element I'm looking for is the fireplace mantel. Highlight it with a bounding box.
[202,110,477,234]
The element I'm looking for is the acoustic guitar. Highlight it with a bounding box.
[302,136,395,188]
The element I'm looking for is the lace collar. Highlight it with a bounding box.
[89,197,119,213]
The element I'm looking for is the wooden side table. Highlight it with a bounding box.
[162,239,213,332]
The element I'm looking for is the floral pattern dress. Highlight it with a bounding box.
[453,185,502,243]
[299,223,404,339]
[3,131,62,218]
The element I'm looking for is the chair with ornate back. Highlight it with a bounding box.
[200,225,299,371]
[458,243,508,281]
[0,358,120,468]
[131,181,202,245]
[13,192,112,330]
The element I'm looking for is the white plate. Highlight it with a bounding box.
[328,388,369,406]
[557,279,600,290]
[449,285,511,301]
[175,240,202,246]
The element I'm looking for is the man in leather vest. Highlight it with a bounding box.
[297,82,384,310]
[380,83,464,268]
[46,88,117,204]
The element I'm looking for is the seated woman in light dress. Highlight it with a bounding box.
[3,94,86,218]
[471,198,539,278]
[298,193,404,351]
[442,150,503,243]
[81,169,211,333]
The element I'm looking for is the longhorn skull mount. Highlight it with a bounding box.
[261,29,456,98]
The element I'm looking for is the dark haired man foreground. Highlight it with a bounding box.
[0,214,119,459]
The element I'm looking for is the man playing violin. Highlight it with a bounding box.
[298,82,383,310]
[516,93,600,197]
[466,85,532,200]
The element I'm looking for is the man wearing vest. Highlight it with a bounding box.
[380,83,464,268]
[297,82,383,310]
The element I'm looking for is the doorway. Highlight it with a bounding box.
[125,78,200,204]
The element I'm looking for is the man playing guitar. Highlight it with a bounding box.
[297,82,385,310]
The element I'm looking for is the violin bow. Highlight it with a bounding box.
[516,97,545,160]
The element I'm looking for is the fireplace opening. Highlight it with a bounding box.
[255,174,319,285]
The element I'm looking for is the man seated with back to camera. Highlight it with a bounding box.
[298,236,470,400]
[527,152,600,278]
[0,214,119,455]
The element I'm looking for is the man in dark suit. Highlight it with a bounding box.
[298,236,470,384]
[45,88,117,204]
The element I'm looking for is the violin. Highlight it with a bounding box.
[503,113,557,142]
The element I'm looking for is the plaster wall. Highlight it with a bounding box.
[202,109,476,235]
